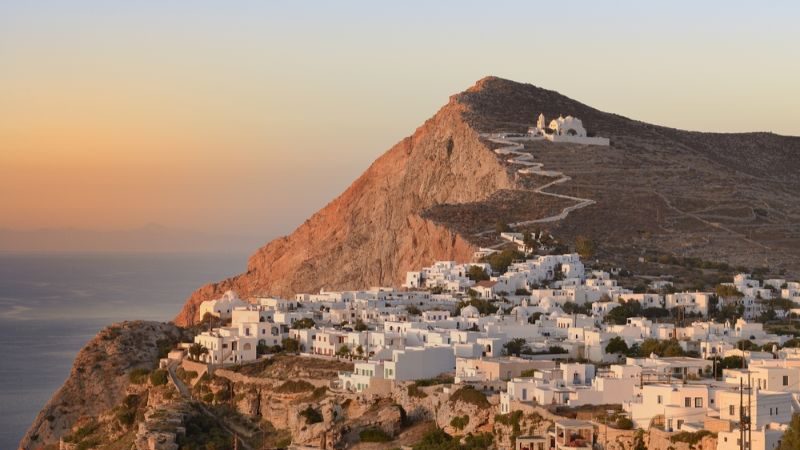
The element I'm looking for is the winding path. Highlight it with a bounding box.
[167,361,255,450]
[475,134,596,235]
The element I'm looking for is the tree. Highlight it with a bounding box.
[495,221,511,234]
[354,319,368,331]
[281,337,300,353]
[710,355,745,377]
[605,300,643,325]
[406,305,422,316]
[758,308,777,323]
[356,345,364,357]
[642,307,670,319]
[778,413,800,450]
[336,344,350,357]
[188,343,208,361]
[575,236,596,259]
[605,337,629,355]
[503,338,529,356]
[715,284,743,298]
[528,312,543,324]
[562,302,592,315]
[467,265,490,282]
[737,339,758,351]
[638,338,685,357]
[632,429,647,450]
[481,249,525,273]
[456,298,499,316]
[291,318,315,329]
[523,231,537,254]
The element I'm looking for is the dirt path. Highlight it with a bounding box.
[167,361,255,450]
[475,134,596,236]
[651,189,770,251]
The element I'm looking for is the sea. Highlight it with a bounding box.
[0,252,248,449]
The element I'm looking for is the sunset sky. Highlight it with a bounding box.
[2,1,798,244]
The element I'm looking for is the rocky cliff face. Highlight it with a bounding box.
[175,92,516,325]
[19,321,182,450]
[176,76,800,325]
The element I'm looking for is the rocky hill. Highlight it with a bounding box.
[176,76,800,325]
[19,321,183,450]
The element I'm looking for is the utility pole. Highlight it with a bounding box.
[739,375,752,450]
[739,378,744,450]
[747,374,752,450]
[712,356,717,382]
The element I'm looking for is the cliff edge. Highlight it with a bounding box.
[175,81,518,325]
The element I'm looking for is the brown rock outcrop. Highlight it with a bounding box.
[175,75,800,326]
[175,94,515,325]
[19,321,182,450]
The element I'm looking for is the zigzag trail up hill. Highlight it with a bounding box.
[176,76,800,325]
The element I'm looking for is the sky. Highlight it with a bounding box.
[1,1,798,244]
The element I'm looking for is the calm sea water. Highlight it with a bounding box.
[0,252,248,449]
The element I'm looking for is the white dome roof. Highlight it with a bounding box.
[461,305,479,318]
[510,306,528,317]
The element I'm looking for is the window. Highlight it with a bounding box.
[657,395,663,404]
[685,397,691,407]
[695,397,703,408]
[784,375,789,386]
[729,405,735,416]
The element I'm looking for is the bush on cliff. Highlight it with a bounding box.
[449,386,490,409]
[149,369,168,386]
[359,427,392,442]
[128,368,150,384]
[275,379,315,394]
[299,405,323,424]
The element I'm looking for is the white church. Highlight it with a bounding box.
[528,113,610,146]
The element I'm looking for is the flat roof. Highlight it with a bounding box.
[555,419,593,427]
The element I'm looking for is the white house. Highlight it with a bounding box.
[193,326,257,365]
[198,290,248,321]
[382,346,456,381]
[529,113,609,146]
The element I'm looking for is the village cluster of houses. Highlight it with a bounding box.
[179,253,800,450]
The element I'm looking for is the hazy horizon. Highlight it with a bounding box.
[2,1,798,250]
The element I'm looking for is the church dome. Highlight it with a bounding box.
[461,305,479,318]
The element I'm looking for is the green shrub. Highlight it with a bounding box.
[450,415,469,430]
[128,368,150,384]
[177,410,232,450]
[414,376,454,387]
[76,437,102,450]
[412,428,493,450]
[299,405,323,424]
[149,369,168,386]
[359,427,392,442]
[670,430,714,444]
[449,386,490,409]
[615,417,634,430]
[63,421,99,443]
[116,408,136,426]
[275,379,315,393]
[306,386,327,401]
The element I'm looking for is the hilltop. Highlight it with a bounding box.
[176,76,800,325]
